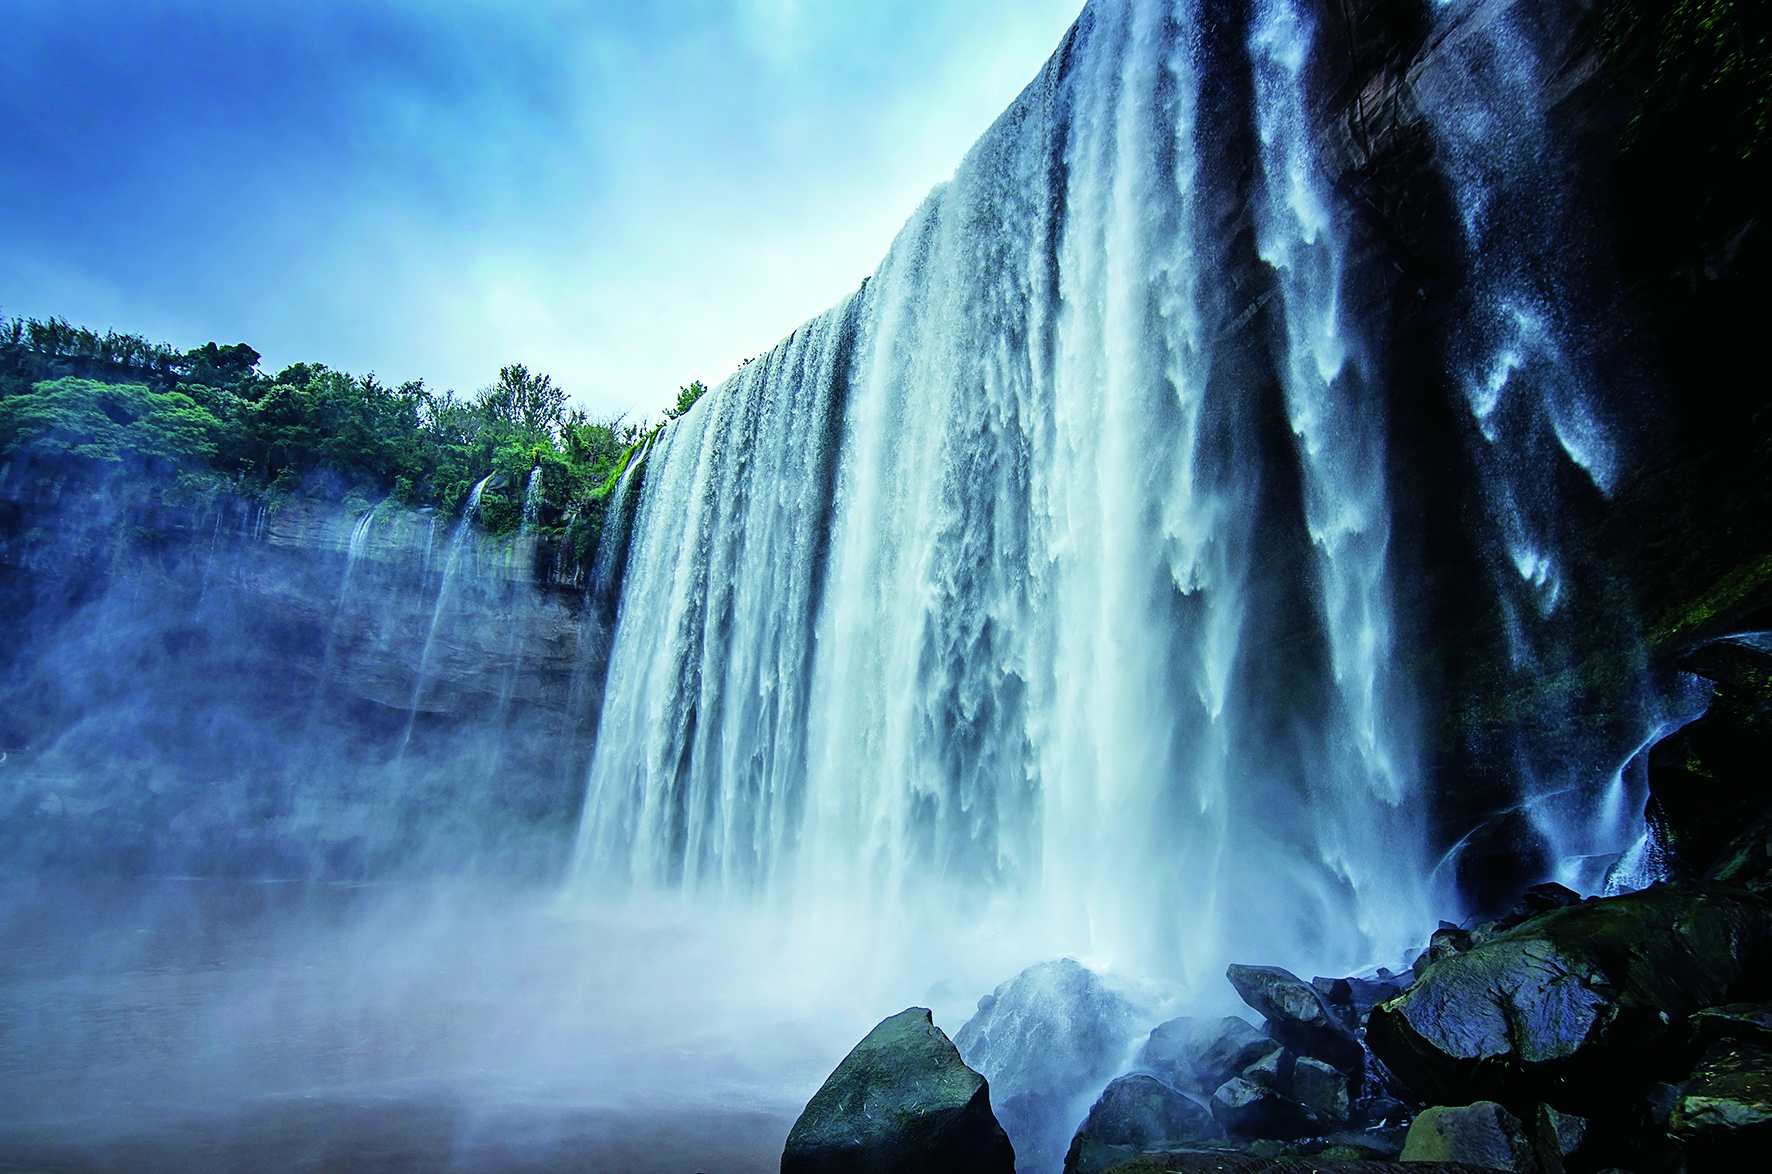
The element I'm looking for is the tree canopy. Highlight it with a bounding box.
[0,315,698,555]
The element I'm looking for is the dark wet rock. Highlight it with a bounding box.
[1063,1075,1223,1174]
[1355,1053,1422,1127]
[1648,635,1772,879]
[1097,1154,1501,1174]
[782,1006,1014,1174]
[1448,811,1558,922]
[1493,884,1583,933]
[1321,1126,1407,1160]
[1358,1095,1411,1128]
[1668,1040,1772,1163]
[1464,886,1586,949]
[1140,1016,1279,1097]
[1289,1056,1350,1124]
[1645,1081,1680,1128]
[1705,804,1772,893]
[1528,1104,1585,1174]
[1226,965,1363,1073]
[1368,883,1772,1112]
[1415,925,1473,979]
[1241,1046,1291,1090]
[1690,1001,1772,1049]
[956,958,1143,1173]
[1067,1138,1139,1174]
[1317,974,1410,1019]
[1208,1078,1319,1140]
[1073,1075,1222,1149]
[1400,1102,1538,1172]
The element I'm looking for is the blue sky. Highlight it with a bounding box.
[0,0,1081,418]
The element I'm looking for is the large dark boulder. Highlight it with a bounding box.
[1367,883,1772,1114]
[1668,1040,1772,1167]
[956,959,1144,1172]
[1208,1077,1320,1140]
[1705,804,1772,893]
[1094,1158,1499,1174]
[1063,1075,1223,1174]
[1226,964,1363,1072]
[1690,1002,1772,1050]
[1289,1055,1351,1125]
[1138,1016,1278,1096]
[1648,635,1772,879]
[782,1007,1014,1174]
[1527,1105,1586,1174]
[1399,1102,1538,1172]
[1073,1074,1221,1149]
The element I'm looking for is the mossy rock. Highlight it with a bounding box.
[781,1007,1014,1174]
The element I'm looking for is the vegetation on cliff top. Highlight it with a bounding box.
[0,314,709,561]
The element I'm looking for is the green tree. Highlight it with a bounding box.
[664,379,709,420]
[477,363,566,440]
[0,377,220,470]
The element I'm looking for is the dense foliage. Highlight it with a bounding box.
[0,315,675,556]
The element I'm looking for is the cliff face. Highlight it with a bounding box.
[0,463,609,878]
[1314,0,1771,906]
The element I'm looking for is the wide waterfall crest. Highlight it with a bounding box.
[576,0,1439,983]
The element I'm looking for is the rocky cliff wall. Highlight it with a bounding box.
[0,462,610,878]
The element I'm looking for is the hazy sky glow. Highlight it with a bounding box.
[0,0,1081,418]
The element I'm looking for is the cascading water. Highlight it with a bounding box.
[520,466,545,533]
[575,0,1449,985]
[1409,0,1694,892]
[402,475,492,751]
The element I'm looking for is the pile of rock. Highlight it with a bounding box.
[782,636,1772,1173]
[1367,879,1772,1173]
[1062,960,1415,1174]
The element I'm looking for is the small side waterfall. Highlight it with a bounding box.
[402,476,492,750]
[520,467,545,533]
[1248,0,1417,940]
[1410,0,1688,891]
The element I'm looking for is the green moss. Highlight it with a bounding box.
[1652,549,1772,644]
[1600,0,1772,155]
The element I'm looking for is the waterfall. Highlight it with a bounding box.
[402,476,492,751]
[1247,0,1418,942]
[521,466,545,533]
[573,0,1454,982]
[1410,0,1684,891]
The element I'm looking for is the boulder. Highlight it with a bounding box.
[1208,1077,1319,1140]
[1241,1046,1290,1090]
[1414,925,1474,980]
[1313,973,1410,1021]
[1140,1016,1278,1096]
[1063,1075,1224,1174]
[782,1007,1015,1174]
[1316,1127,1407,1159]
[1367,883,1772,1112]
[1668,1040,1772,1164]
[1690,1001,1772,1049]
[1648,635,1772,878]
[1466,885,1586,948]
[1705,803,1772,892]
[1072,1074,1222,1149]
[1092,1158,1496,1174]
[1400,1103,1538,1172]
[1225,964,1363,1072]
[1064,1138,1138,1174]
[1527,1104,1585,1174]
[956,959,1144,1172]
[1290,1055,1351,1124]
